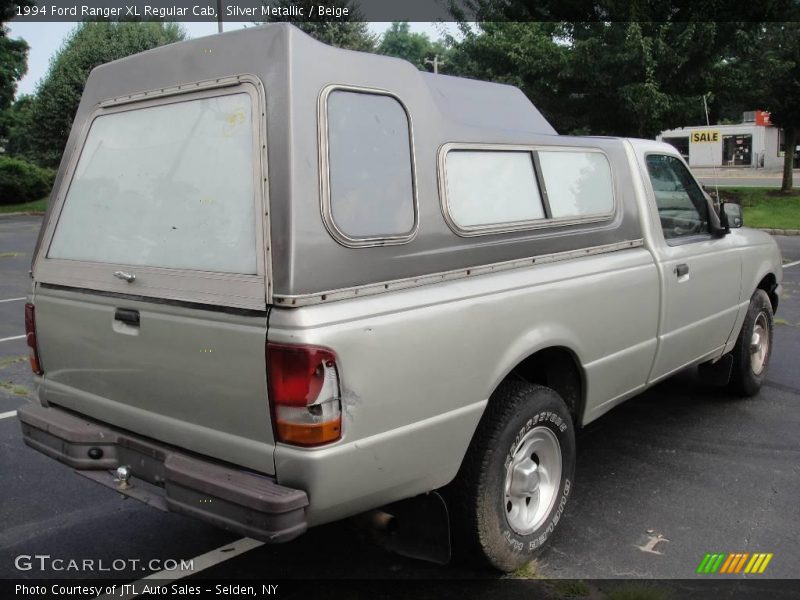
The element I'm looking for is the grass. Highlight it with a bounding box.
[0,197,48,214]
[0,381,30,396]
[551,580,591,597]
[605,583,671,600]
[708,187,800,230]
[0,356,26,370]
[507,560,541,579]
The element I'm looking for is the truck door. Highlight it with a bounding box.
[641,153,741,382]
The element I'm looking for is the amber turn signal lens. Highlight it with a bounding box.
[275,419,342,447]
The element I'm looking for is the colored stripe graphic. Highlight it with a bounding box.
[711,554,725,573]
[735,553,749,573]
[699,552,773,574]
[758,554,774,573]
[745,554,762,573]
[720,553,736,573]
[697,554,712,574]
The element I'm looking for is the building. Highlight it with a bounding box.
[657,110,798,169]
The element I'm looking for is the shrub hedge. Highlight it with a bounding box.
[0,156,55,205]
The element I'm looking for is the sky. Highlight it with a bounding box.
[5,21,450,98]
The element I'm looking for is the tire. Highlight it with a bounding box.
[446,381,576,572]
[728,289,774,397]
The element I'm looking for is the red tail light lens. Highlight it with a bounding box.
[24,303,43,375]
[267,343,341,446]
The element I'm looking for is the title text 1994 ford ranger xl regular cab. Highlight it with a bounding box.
[18,24,782,571]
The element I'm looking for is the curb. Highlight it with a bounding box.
[759,228,800,236]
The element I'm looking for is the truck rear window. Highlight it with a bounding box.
[48,93,257,274]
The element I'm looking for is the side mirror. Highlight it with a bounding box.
[705,192,728,237]
[721,202,743,229]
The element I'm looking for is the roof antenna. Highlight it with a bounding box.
[217,0,224,33]
[703,92,721,204]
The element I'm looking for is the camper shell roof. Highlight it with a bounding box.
[35,24,641,306]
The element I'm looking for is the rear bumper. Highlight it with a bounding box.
[17,403,308,543]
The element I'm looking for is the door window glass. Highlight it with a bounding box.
[646,154,709,241]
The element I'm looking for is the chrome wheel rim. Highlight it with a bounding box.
[504,426,562,535]
[750,312,769,376]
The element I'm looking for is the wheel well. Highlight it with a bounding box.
[506,347,584,425]
[757,273,779,313]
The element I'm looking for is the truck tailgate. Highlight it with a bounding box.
[32,285,275,475]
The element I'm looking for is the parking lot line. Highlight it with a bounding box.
[783,259,800,269]
[0,297,25,303]
[0,334,25,343]
[95,537,265,600]
[0,410,18,420]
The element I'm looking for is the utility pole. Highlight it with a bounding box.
[425,54,445,74]
[217,0,223,32]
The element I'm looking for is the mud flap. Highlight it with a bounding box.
[374,492,452,565]
[699,353,734,386]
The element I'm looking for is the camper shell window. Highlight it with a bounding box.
[48,92,258,274]
[319,86,418,247]
[439,144,616,236]
[34,78,268,311]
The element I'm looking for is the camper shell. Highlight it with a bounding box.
[33,23,641,307]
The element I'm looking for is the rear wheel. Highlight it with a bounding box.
[447,381,576,572]
[728,289,773,397]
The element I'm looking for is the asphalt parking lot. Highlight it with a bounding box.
[1,215,799,587]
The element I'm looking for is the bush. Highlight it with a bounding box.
[0,156,55,205]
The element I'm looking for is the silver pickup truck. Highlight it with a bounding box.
[18,24,782,571]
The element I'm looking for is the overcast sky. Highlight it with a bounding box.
[6,21,450,98]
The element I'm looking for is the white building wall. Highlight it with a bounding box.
[764,127,782,169]
[657,123,780,168]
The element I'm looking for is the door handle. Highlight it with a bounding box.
[675,264,689,278]
[114,308,140,327]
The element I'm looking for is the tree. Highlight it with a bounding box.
[447,22,574,132]
[259,0,375,51]
[17,21,184,167]
[447,20,736,138]
[0,93,32,154]
[0,1,31,140]
[377,22,449,72]
[728,24,800,192]
[564,22,734,137]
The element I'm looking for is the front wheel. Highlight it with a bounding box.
[446,381,576,572]
[728,289,774,397]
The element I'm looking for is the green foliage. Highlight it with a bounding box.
[0,155,54,205]
[551,580,591,598]
[377,22,449,72]
[259,1,375,51]
[717,187,800,230]
[449,21,733,137]
[448,22,571,128]
[734,24,800,191]
[0,196,47,214]
[18,21,184,167]
[0,1,32,138]
[1,93,33,154]
[605,583,671,600]
[2,0,35,22]
[0,34,28,115]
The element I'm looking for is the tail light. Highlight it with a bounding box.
[24,303,43,375]
[267,343,341,446]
